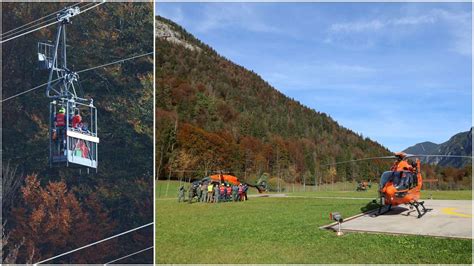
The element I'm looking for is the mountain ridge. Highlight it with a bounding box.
[403,128,472,167]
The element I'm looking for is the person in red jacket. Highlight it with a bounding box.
[226,184,232,202]
[219,184,226,202]
[55,107,66,152]
[71,109,82,129]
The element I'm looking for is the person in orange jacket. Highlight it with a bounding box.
[71,109,82,129]
[55,107,66,152]
[219,183,226,202]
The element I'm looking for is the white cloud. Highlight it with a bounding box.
[391,14,436,25]
[326,8,471,56]
[327,63,377,74]
[329,14,437,34]
[195,4,280,34]
[432,8,472,56]
[330,20,385,33]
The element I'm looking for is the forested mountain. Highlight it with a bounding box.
[2,3,153,263]
[156,16,392,186]
[404,128,472,168]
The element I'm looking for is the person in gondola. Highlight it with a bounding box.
[55,107,66,152]
[71,109,82,129]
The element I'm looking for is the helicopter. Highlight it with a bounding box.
[183,170,267,203]
[200,172,267,193]
[377,152,426,217]
[325,152,472,218]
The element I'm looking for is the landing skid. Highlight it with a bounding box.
[409,201,429,218]
[375,204,392,216]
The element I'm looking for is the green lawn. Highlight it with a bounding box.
[288,187,472,200]
[157,180,472,200]
[156,181,472,264]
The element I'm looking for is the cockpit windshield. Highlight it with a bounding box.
[380,171,394,188]
[379,171,416,190]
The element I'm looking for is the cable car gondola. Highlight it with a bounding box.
[38,6,99,171]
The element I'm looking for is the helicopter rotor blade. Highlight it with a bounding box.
[405,154,473,159]
[321,155,396,167]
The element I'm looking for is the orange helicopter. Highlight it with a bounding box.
[377,152,427,218]
[200,172,266,193]
[325,152,472,218]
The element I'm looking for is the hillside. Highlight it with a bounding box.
[156,16,392,185]
[404,129,472,168]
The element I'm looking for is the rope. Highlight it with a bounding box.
[77,52,154,73]
[0,1,105,44]
[0,20,58,44]
[321,154,473,167]
[34,222,153,265]
[2,17,57,40]
[1,2,81,37]
[1,51,153,103]
[104,246,153,265]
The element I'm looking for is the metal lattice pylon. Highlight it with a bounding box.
[41,6,83,100]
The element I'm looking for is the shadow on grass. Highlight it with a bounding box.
[360,200,381,213]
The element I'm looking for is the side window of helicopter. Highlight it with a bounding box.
[394,171,414,190]
[379,171,393,188]
[391,171,402,188]
[403,171,415,189]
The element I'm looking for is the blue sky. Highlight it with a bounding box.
[156,2,472,152]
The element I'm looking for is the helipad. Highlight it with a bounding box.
[324,200,472,239]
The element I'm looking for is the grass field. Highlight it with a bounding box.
[156,181,472,264]
[157,180,472,200]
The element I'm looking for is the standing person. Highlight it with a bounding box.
[232,184,238,201]
[201,182,208,202]
[207,183,214,203]
[238,184,243,201]
[197,184,202,203]
[188,184,196,204]
[214,184,220,203]
[226,184,232,202]
[55,107,66,152]
[178,185,186,203]
[219,183,226,202]
[243,183,249,201]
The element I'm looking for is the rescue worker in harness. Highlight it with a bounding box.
[390,152,417,190]
[55,107,66,153]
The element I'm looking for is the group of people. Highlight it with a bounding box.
[178,182,249,203]
[53,106,91,157]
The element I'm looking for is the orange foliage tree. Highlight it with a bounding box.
[8,175,117,263]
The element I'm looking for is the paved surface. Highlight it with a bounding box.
[249,193,288,198]
[326,200,472,239]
